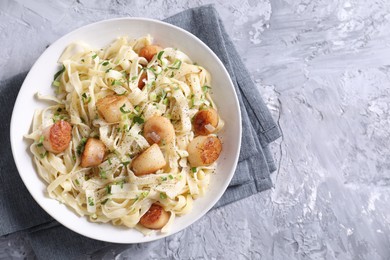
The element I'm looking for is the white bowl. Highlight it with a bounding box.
[10,18,241,243]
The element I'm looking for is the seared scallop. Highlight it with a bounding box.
[42,120,72,154]
[96,95,133,123]
[187,135,222,167]
[131,144,166,176]
[193,108,219,136]
[139,204,170,229]
[80,138,106,168]
[139,45,162,62]
[143,116,175,145]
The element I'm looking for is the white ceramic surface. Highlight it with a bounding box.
[10,18,241,243]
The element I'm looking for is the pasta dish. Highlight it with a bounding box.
[25,35,224,234]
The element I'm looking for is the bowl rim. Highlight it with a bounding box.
[10,17,242,243]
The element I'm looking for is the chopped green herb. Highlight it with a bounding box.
[105,68,112,73]
[88,196,94,206]
[131,75,138,81]
[160,192,167,199]
[92,54,97,59]
[53,65,65,80]
[133,115,144,124]
[108,158,112,165]
[161,176,168,181]
[134,105,141,112]
[191,95,195,108]
[99,169,107,179]
[106,185,111,194]
[157,50,164,61]
[39,151,48,158]
[76,137,88,155]
[81,59,85,62]
[169,174,174,180]
[52,80,60,87]
[75,179,80,185]
[141,191,149,197]
[160,90,167,100]
[72,154,76,161]
[202,85,211,93]
[112,80,122,86]
[191,167,197,173]
[122,161,131,167]
[37,136,44,147]
[102,61,109,66]
[169,59,182,70]
[163,98,169,105]
[101,198,109,205]
[119,104,131,114]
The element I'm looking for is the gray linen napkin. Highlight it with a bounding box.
[1,5,280,258]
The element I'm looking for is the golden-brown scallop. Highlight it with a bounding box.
[131,144,166,176]
[193,108,219,136]
[143,116,175,145]
[138,72,147,89]
[80,138,106,168]
[187,135,222,167]
[96,95,133,123]
[139,204,170,229]
[42,120,72,154]
[139,45,163,62]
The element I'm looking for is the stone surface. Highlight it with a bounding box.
[2,0,390,259]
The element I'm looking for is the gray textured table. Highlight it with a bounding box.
[2,0,390,259]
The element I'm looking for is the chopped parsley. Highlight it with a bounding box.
[76,137,88,155]
[161,176,168,181]
[53,65,65,80]
[105,68,112,73]
[131,75,138,81]
[102,61,109,66]
[160,192,167,199]
[133,115,144,124]
[169,59,182,70]
[106,185,111,194]
[119,104,131,114]
[52,80,60,87]
[88,197,94,206]
[202,85,211,93]
[101,198,109,205]
[112,80,122,86]
[191,167,197,173]
[37,136,44,147]
[39,151,47,158]
[122,161,131,167]
[81,93,91,103]
[108,158,112,165]
[99,169,107,179]
[141,191,149,197]
[81,59,85,62]
[92,54,97,59]
[74,179,80,185]
[169,174,174,180]
[157,50,164,61]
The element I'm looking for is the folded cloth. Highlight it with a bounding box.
[1,4,280,259]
